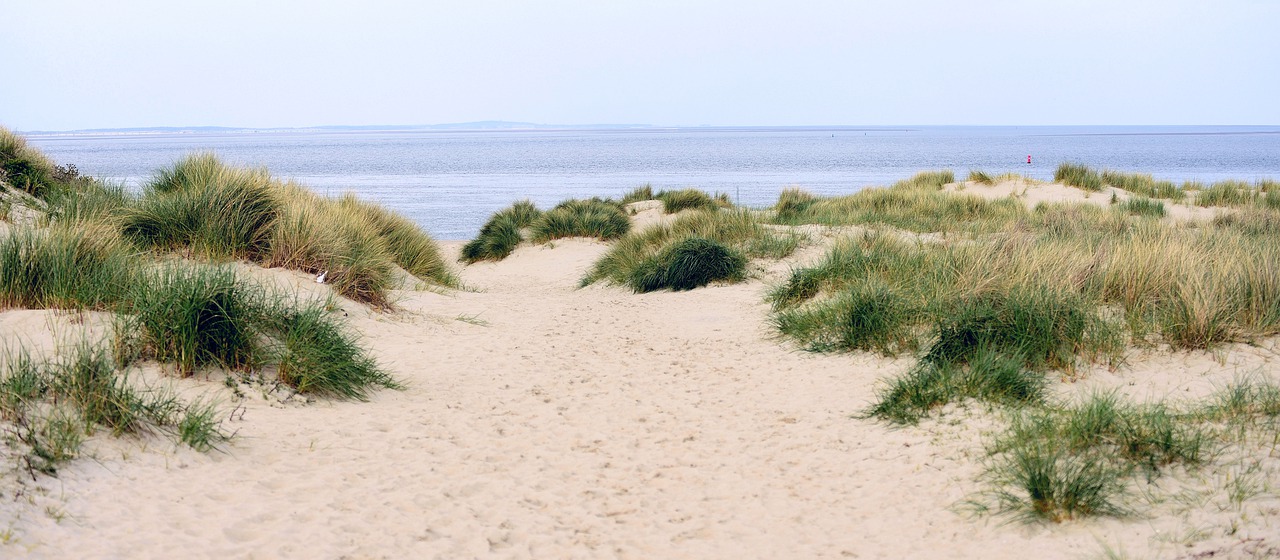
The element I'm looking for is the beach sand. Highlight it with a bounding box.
[2,183,1278,559]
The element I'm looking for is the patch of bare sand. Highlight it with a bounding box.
[4,232,1278,559]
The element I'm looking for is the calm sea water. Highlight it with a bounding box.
[26,126,1280,240]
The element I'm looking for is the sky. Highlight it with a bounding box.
[2,0,1277,131]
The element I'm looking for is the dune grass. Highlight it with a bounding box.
[628,236,746,293]
[123,265,262,376]
[655,188,720,214]
[336,194,457,287]
[0,342,229,475]
[770,171,1024,234]
[1054,162,1104,192]
[974,382,1280,523]
[460,200,542,263]
[123,153,281,261]
[119,154,455,306]
[529,198,631,243]
[0,126,59,198]
[773,189,1279,425]
[583,208,798,288]
[0,225,138,311]
[1099,170,1185,201]
[1116,196,1166,218]
[620,184,655,205]
[967,170,994,185]
[266,299,400,400]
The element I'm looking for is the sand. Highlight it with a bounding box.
[2,185,1279,559]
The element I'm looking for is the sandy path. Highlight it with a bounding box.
[4,238,1278,559]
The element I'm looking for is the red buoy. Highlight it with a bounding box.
[1027,155,1032,164]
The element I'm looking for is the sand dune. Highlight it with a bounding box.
[3,185,1279,559]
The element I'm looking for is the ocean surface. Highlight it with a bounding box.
[26,125,1280,240]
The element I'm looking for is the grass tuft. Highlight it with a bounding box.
[1054,162,1104,191]
[628,236,746,293]
[656,189,719,214]
[529,198,631,243]
[460,200,542,263]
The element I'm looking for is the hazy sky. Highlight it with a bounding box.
[3,0,1277,131]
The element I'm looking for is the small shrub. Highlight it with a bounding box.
[628,237,746,293]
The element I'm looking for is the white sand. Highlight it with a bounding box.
[2,184,1278,559]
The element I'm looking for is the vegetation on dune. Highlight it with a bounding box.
[1115,196,1166,218]
[619,184,655,205]
[0,126,59,198]
[654,188,729,214]
[1054,162,1104,192]
[460,200,542,263]
[0,342,230,474]
[529,198,630,242]
[770,171,1024,234]
[0,134,405,478]
[460,197,631,263]
[967,170,994,185]
[772,200,1280,425]
[628,236,746,293]
[582,208,798,289]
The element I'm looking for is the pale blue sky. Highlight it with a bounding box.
[3,0,1277,131]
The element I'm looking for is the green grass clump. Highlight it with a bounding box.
[773,188,818,222]
[123,153,281,260]
[1116,196,1166,218]
[583,208,796,287]
[460,200,542,263]
[0,126,58,198]
[43,180,133,226]
[336,194,457,287]
[655,189,719,214]
[1054,162,1104,191]
[620,184,655,205]
[0,225,137,311]
[266,299,399,400]
[774,282,919,354]
[529,198,630,243]
[925,288,1095,371]
[125,265,261,376]
[628,236,746,293]
[967,170,994,185]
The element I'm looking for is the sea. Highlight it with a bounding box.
[25,125,1280,240]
